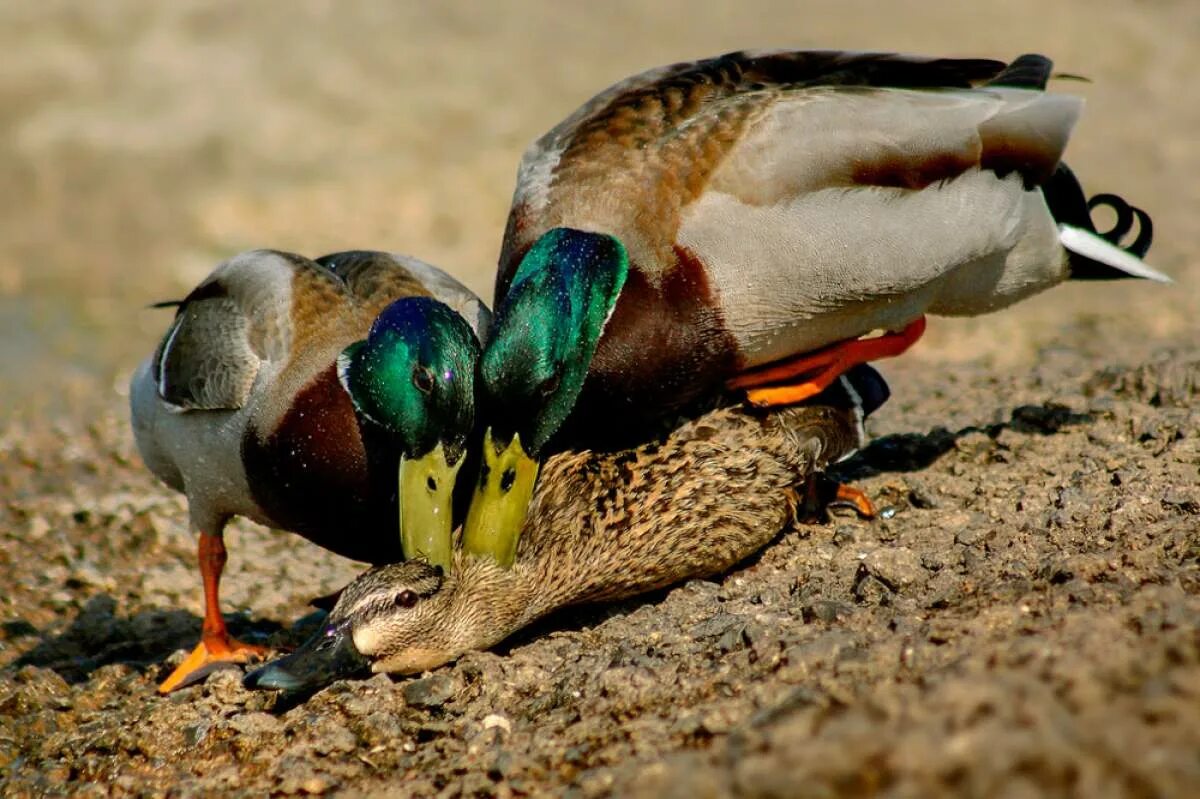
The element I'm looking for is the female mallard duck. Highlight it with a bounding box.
[245,365,889,691]
[130,248,488,692]
[463,50,1166,560]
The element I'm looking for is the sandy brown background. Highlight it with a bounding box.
[1,2,1197,796]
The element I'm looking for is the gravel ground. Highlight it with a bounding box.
[1,2,1198,796]
[1,345,1197,796]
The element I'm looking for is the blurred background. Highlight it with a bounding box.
[2,0,1196,424]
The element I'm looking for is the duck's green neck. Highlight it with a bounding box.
[480,227,629,454]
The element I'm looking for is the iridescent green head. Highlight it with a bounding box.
[339,296,481,568]
[478,227,629,456]
[340,297,480,460]
[464,227,627,566]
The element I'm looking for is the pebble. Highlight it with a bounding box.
[402,674,456,709]
[954,525,989,546]
[482,713,512,734]
[801,599,853,624]
[863,547,924,590]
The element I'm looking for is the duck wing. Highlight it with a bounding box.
[153,250,327,410]
[497,50,1009,300]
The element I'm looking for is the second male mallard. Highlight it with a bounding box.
[131,249,488,692]
[464,50,1167,554]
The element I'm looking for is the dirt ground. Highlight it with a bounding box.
[1,2,1198,797]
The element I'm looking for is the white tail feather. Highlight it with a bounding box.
[1058,225,1171,283]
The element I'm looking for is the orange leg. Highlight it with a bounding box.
[800,476,877,521]
[730,316,927,408]
[158,532,268,693]
[832,483,876,519]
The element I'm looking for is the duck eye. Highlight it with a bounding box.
[412,365,435,394]
[537,372,562,399]
[394,589,418,608]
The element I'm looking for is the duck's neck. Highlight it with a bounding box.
[441,555,546,654]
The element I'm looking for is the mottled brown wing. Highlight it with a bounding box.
[316,249,491,340]
[315,250,431,320]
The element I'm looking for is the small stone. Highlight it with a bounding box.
[482,713,511,734]
[27,515,51,540]
[831,525,857,547]
[852,573,892,605]
[183,721,211,747]
[671,714,704,738]
[689,614,747,643]
[301,776,331,795]
[65,560,115,591]
[487,750,515,780]
[700,708,734,735]
[785,630,861,668]
[716,624,748,653]
[921,552,945,572]
[863,547,924,591]
[801,599,853,624]
[311,721,357,755]
[954,526,988,546]
[955,430,996,460]
[908,486,938,509]
[576,768,615,799]
[1162,489,1198,513]
[403,674,455,709]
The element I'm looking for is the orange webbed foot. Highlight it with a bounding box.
[830,483,876,520]
[158,634,270,693]
[795,476,877,523]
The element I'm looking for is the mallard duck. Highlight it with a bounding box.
[130,248,488,692]
[244,365,889,691]
[462,50,1166,562]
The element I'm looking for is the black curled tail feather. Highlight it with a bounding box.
[1043,163,1156,280]
[1086,194,1153,258]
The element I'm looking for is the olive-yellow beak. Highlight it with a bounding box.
[461,429,539,568]
[398,442,462,570]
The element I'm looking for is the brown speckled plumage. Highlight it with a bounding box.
[518,403,857,611]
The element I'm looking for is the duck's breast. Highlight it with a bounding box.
[559,247,739,445]
[242,363,402,564]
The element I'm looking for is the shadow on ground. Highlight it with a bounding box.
[10,595,289,684]
[835,402,1093,480]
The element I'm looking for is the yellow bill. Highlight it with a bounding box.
[461,429,539,568]
[398,442,462,570]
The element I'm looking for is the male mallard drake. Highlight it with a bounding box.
[130,248,488,692]
[245,365,889,691]
[463,50,1167,558]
